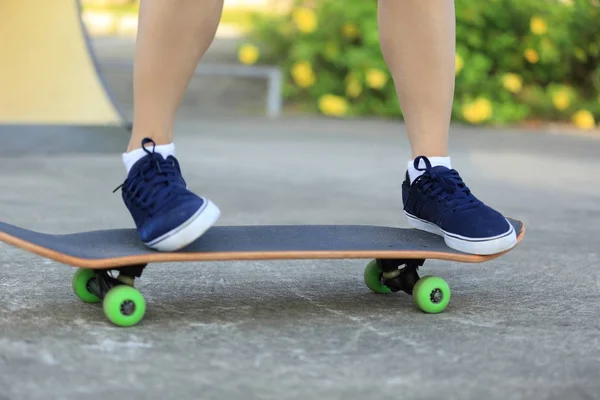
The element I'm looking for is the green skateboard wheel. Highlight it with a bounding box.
[363,259,392,294]
[72,268,100,303]
[102,285,146,327]
[412,275,450,313]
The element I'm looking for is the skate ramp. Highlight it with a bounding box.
[0,0,129,154]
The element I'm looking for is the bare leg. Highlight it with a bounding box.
[377,0,455,159]
[118,0,224,252]
[379,1,517,255]
[127,0,224,151]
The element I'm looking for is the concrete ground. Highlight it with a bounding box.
[1,37,600,400]
[1,117,599,400]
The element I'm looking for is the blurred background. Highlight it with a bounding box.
[81,0,600,132]
[1,1,600,398]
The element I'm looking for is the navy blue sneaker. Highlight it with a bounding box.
[402,156,516,255]
[115,138,220,251]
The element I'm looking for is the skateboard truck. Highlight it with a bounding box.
[87,264,147,298]
[363,257,451,313]
[377,258,424,295]
[68,264,149,327]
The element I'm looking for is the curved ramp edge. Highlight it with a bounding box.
[0,0,128,126]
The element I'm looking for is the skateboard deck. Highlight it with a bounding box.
[0,219,524,267]
[0,218,525,327]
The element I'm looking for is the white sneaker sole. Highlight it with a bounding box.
[405,212,517,255]
[145,199,221,252]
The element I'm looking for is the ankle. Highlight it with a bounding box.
[122,141,176,174]
[407,156,451,183]
[127,129,174,152]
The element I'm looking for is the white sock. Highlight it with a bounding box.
[122,143,176,174]
[407,156,451,183]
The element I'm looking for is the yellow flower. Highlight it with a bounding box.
[530,16,548,35]
[455,53,464,75]
[318,94,348,117]
[552,90,570,111]
[572,110,596,130]
[292,7,317,34]
[502,73,523,93]
[238,44,259,65]
[462,98,493,124]
[345,75,362,98]
[365,68,388,90]
[342,23,359,39]
[291,61,316,88]
[524,48,539,64]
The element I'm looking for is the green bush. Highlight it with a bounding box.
[241,0,600,129]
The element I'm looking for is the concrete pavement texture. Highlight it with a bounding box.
[1,116,599,400]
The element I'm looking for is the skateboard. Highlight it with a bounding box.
[0,218,525,327]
